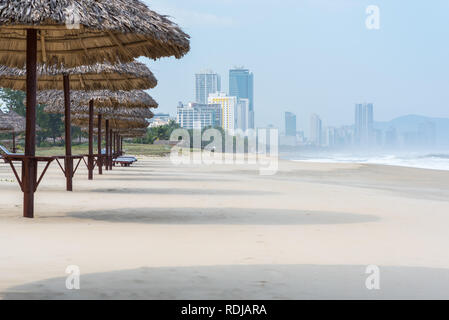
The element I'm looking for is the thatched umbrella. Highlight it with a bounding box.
[39,89,158,109]
[71,114,150,129]
[0,0,190,218]
[0,1,190,68]
[39,89,157,170]
[0,110,26,132]
[81,126,149,155]
[0,62,158,91]
[74,115,150,163]
[0,109,40,152]
[2,61,157,184]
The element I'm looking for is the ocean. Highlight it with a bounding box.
[281,152,449,171]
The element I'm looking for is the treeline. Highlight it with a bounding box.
[0,88,72,147]
[144,125,253,152]
[1,88,249,150]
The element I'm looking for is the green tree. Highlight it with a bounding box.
[0,88,65,146]
[0,88,26,116]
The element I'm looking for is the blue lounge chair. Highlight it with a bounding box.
[0,145,23,161]
[113,156,138,167]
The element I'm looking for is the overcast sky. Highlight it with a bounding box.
[141,0,449,131]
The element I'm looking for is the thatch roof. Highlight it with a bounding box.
[0,61,158,91]
[38,89,158,110]
[0,0,190,68]
[71,114,149,129]
[118,128,148,138]
[81,127,148,138]
[46,105,154,119]
[0,109,26,133]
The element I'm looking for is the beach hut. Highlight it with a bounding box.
[0,62,157,185]
[0,0,189,218]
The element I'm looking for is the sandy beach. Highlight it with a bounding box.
[1,156,449,299]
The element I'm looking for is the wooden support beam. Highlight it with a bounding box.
[109,129,113,170]
[63,74,73,191]
[98,114,103,175]
[23,29,38,218]
[88,100,94,180]
[105,120,109,171]
[12,132,16,153]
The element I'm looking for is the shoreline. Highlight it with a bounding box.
[1,156,449,299]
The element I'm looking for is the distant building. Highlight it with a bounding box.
[285,112,297,136]
[229,68,254,129]
[355,103,374,145]
[324,127,337,147]
[384,127,398,147]
[336,125,355,147]
[309,114,322,146]
[148,113,171,127]
[208,92,237,132]
[176,102,222,130]
[235,98,250,132]
[195,70,221,104]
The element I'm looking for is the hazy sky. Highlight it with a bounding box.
[141,0,449,131]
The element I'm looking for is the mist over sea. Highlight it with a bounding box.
[281,150,449,171]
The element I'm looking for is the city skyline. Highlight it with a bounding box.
[175,67,254,133]
[141,0,449,130]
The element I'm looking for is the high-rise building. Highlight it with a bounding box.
[235,98,249,132]
[208,92,237,132]
[354,103,374,145]
[309,114,322,146]
[229,68,254,129]
[177,102,222,130]
[195,70,221,104]
[285,112,297,136]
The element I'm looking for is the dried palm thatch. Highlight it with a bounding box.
[0,61,158,91]
[0,109,41,133]
[0,0,190,68]
[71,114,149,129]
[118,128,148,138]
[38,89,158,110]
[55,105,154,119]
[81,127,149,138]
[0,109,26,132]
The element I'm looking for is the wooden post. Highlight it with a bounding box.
[88,99,94,180]
[114,133,117,157]
[105,120,109,171]
[23,29,38,218]
[63,74,73,191]
[12,131,16,153]
[119,135,121,155]
[97,114,102,175]
[109,129,113,170]
[111,132,114,167]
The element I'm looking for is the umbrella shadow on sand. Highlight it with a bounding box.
[89,188,279,196]
[3,264,449,299]
[64,207,379,225]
